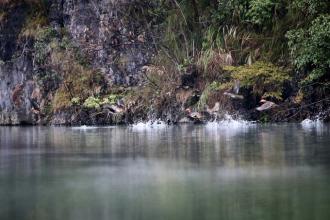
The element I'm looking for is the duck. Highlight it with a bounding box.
[223,92,244,100]
[185,108,204,123]
[223,80,244,100]
[256,99,278,111]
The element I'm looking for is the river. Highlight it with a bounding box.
[0,122,330,220]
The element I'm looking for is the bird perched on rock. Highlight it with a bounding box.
[256,99,278,111]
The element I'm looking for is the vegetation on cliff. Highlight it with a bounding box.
[1,0,329,124]
[138,0,330,121]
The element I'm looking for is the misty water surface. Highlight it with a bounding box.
[0,122,330,220]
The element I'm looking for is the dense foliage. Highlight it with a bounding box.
[147,0,329,100]
[225,62,290,100]
[287,15,330,84]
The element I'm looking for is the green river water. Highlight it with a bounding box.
[0,122,330,220]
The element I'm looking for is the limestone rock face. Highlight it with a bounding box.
[0,56,37,125]
[0,0,155,125]
[0,4,38,125]
[49,0,154,85]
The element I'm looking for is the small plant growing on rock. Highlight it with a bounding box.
[83,97,101,109]
[97,94,123,106]
[108,94,122,104]
[71,97,81,106]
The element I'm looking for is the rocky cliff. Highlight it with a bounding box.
[1,0,329,125]
[0,0,155,125]
[49,0,153,85]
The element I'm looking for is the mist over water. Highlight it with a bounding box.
[1,123,330,220]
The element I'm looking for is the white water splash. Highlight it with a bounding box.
[71,125,115,130]
[300,115,328,135]
[131,121,167,132]
[71,115,254,132]
[301,118,324,130]
[206,114,254,129]
[205,114,256,139]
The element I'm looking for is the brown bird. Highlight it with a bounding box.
[256,99,278,111]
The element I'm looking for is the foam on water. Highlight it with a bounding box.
[131,114,254,133]
[204,114,256,138]
[206,114,254,129]
[300,116,328,135]
[301,118,324,130]
[71,125,115,130]
[131,121,167,132]
[70,114,255,133]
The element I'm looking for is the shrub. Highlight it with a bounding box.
[287,15,330,84]
[198,26,253,82]
[71,97,81,105]
[224,61,290,100]
[292,0,329,16]
[99,94,122,105]
[212,0,250,25]
[81,94,122,110]
[246,0,277,26]
[83,97,101,109]
[108,94,122,104]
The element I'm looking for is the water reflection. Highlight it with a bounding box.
[0,124,330,220]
